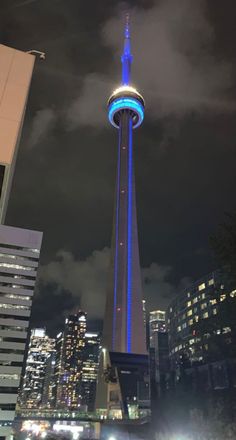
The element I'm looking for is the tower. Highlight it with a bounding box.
[96,16,150,421]
[103,14,146,355]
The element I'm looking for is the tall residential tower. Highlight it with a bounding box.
[97,17,150,420]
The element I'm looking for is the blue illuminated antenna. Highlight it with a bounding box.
[121,13,133,85]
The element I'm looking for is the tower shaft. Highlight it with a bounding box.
[103,111,146,354]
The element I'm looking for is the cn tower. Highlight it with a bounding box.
[96,16,149,420]
[103,14,146,355]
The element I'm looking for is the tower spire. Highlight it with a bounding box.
[121,13,132,85]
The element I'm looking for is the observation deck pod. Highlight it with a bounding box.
[108,85,145,129]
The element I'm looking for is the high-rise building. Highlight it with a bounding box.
[96,16,150,420]
[55,311,87,409]
[167,270,236,367]
[80,332,100,412]
[0,225,42,439]
[149,310,169,399]
[19,328,55,408]
[149,310,166,349]
[41,351,56,409]
[0,44,35,224]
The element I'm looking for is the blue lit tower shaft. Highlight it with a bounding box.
[102,17,146,355]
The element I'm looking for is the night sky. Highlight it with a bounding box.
[1,0,236,335]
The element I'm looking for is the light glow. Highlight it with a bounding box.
[108,97,144,129]
[112,85,141,96]
[126,118,133,352]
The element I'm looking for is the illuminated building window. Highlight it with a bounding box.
[0,262,35,271]
[203,312,208,319]
[177,326,181,332]
[169,307,172,313]
[187,309,193,317]
[182,322,187,329]
[195,316,199,322]
[194,307,197,313]
[189,339,195,345]
[223,327,231,334]
[188,319,193,326]
[220,294,226,302]
[182,313,186,320]
[193,297,198,304]
[208,279,214,286]
[201,303,207,310]
[187,301,192,307]
[230,290,236,297]
[210,299,217,305]
[187,292,191,298]
[213,308,217,315]
[204,344,208,350]
[198,283,205,291]
[201,293,206,299]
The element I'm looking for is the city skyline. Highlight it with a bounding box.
[1,0,236,332]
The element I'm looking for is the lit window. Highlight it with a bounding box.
[187,292,191,298]
[210,299,217,305]
[198,283,205,291]
[182,313,186,320]
[220,294,226,302]
[177,326,181,332]
[189,339,195,345]
[187,310,193,317]
[201,303,207,310]
[188,319,193,326]
[203,312,208,319]
[195,316,199,322]
[202,293,206,299]
[193,297,198,304]
[0,263,34,271]
[204,344,208,350]
[187,301,192,307]
[182,322,187,329]
[169,307,172,313]
[230,290,236,297]
[213,308,217,315]
[208,279,214,286]
[222,327,231,334]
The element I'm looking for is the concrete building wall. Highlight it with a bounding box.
[0,44,35,223]
[0,224,42,439]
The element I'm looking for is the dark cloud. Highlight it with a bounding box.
[1,0,236,332]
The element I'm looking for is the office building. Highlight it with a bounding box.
[80,332,100,412]
[41,351,56,408]
[19,328,55,408]
[0,44,35,223]
[167,270,236,367]
[96,16,150,420]
[0,224,42,439]
[55,311,87,409]
[149,310,166,349]
[149,311,169,399]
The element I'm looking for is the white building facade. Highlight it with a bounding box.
[0,225,42,439]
